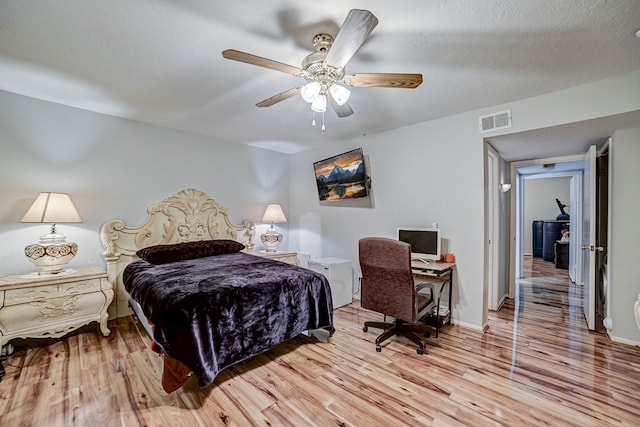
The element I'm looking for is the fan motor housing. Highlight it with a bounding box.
[313,33,333,52]
[302,34,345,88]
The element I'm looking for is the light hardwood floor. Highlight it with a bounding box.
[1,258,639,426]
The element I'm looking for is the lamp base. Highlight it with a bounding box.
[260,228,283,253]
[24,241,78,274]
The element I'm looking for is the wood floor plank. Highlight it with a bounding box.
[1,257,640,426]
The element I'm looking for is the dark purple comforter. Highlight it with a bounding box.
[123,252,333,387]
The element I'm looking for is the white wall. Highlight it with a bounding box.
[0,90,291,275]
[523,177,571,254]
[498,156,510,306]
[483,70,640,137]
[608,128,640,344]
[1,70,639,341]
[290,70,640,335]
[289,112,487,331]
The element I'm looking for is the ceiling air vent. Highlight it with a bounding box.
[479,109,512,133]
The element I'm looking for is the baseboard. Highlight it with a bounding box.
[452,318,485,332]
[497,294,507,310]
[607,333,640,347]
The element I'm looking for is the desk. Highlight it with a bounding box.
[412,261,455,337]
[554,241,569,269]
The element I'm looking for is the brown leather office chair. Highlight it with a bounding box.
[359,237,434,354]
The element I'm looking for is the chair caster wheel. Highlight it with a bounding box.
[376,345,382,352]
[363,326,368,332]
[417,347,424,355]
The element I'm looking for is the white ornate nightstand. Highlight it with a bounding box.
[251,250,300,266]
[0,266,114,349]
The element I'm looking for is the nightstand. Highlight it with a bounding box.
[251,250,300,266]
[0,266,114,349]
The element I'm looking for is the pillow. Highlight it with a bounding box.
[136,239,245,264]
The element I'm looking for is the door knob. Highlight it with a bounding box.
[581,245,605,252]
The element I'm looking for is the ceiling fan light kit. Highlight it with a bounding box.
[300,81,321,102]
[311,94,327,113]
[329,84,350,106]
[221,9,423,131]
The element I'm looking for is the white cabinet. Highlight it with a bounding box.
[308,258,353,309]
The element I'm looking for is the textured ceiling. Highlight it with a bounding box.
[1,0,639,156]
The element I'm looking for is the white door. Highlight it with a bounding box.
[582,145,597,330]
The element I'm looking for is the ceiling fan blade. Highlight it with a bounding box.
[343,73,423,89]
[256,87,301,107]
[325,9,378,69]
[222,49,303,76]
[328,93,354,118]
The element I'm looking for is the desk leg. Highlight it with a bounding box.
[448,269,453,326]
[434,270,453,337]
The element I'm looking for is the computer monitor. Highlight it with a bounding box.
[397,227,441,262]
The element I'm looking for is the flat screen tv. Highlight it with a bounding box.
[313,148,368,201]
[397,227,441,262]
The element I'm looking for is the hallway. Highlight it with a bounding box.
[500,255,584,339]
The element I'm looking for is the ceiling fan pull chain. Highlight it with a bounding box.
[312,111,316,128]
[322,112,326,132]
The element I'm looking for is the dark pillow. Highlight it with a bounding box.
[136,239,245,264]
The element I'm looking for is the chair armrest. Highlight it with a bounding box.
[415,282,434,295]
[415,283,434,313]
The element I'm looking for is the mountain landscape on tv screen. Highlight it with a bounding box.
[318,163,365,184]
[316,162,367,200]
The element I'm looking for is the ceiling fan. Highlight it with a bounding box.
[222,9,423,131]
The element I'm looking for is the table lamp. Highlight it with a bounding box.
[260,204,287,252]
[21,192,82,274]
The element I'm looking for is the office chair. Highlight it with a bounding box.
[359,237,434,354]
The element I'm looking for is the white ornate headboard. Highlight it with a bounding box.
[100,188,255,318]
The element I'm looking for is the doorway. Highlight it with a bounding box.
[520,175,573,278]
[510,156,584,295]
[508,149,609,331]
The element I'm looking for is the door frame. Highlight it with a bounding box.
[486,146,500,311]
[508,154,584,297]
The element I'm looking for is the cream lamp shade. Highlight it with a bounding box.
[262,204,287,224]
[260,204,287,252]
[21,192,82,274]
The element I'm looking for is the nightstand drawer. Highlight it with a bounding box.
[0,291,108,336]
[4,278,102,306]
[251,251,300,266]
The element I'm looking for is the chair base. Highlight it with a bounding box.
[363,318,431,354]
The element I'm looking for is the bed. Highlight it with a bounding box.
[100,188,334,392]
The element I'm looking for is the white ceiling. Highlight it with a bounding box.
[1,0,639,157]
